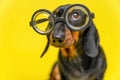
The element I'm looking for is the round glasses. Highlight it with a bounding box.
[30,4,92,35]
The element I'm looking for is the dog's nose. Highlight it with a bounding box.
[52,36,64,44]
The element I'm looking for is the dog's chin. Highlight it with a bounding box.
[51,39,75,48]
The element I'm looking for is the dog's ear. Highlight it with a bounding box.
[83,22,99,57]
[40,23,51,58]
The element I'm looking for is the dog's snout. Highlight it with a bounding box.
[51,22,66,45]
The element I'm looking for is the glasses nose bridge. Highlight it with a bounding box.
[54,17,65,23]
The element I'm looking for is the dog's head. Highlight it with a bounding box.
[30,4,99,58]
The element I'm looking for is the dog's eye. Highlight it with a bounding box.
[72,12,81,20]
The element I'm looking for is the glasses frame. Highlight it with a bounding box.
[30,9,55,35]
[30,4,92,35]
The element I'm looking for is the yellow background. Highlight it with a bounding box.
[0,0,120,80]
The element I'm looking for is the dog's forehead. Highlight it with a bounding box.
[53,4,71,13]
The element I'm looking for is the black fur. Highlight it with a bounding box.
[57,32,107,80]
[50,4,107,80]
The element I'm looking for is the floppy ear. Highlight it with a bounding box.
[83,22,99,57]
[40,23,51,58]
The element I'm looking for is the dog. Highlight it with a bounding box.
[30,4,107,80]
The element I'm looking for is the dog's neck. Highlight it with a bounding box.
[58,32,93,79]
[58,37,85,78]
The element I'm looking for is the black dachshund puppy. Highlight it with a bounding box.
[30,4,107,80]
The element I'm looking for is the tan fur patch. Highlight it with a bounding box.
[50,64,61,80]
[72,31,84,42]
[60,46,77,58]
[60,48,68,57]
